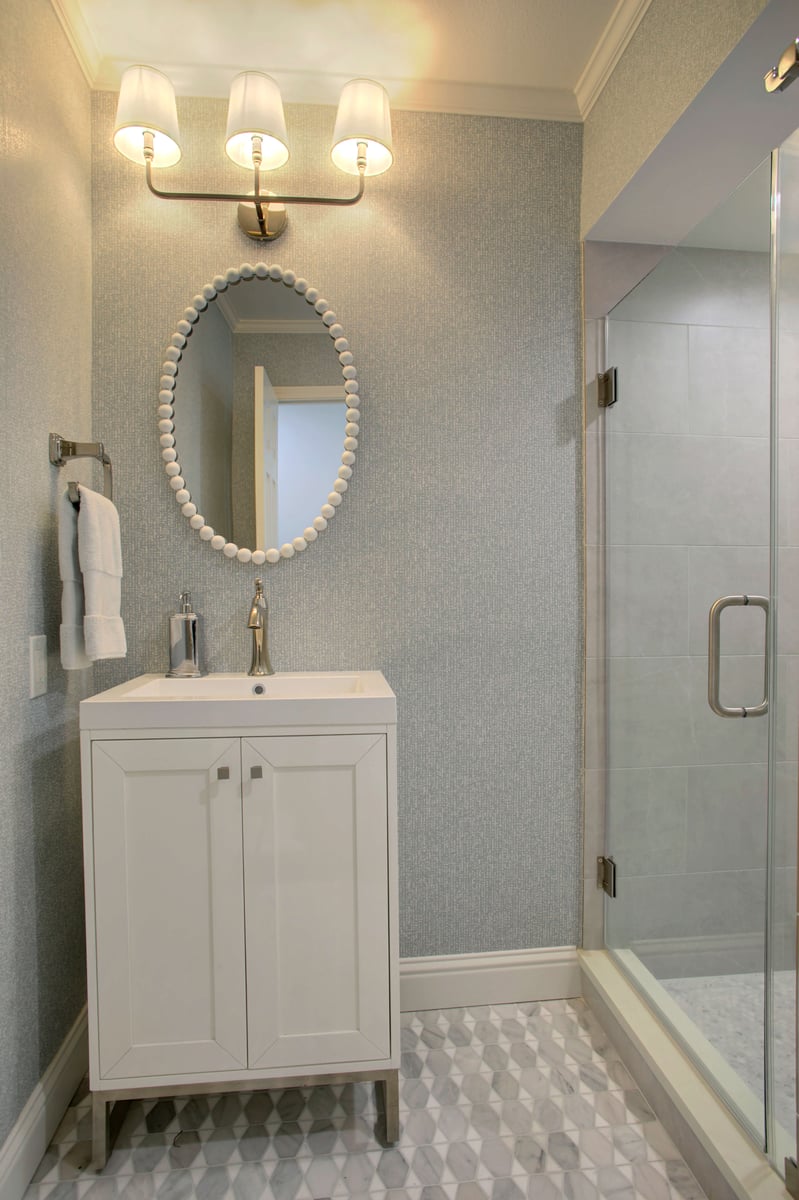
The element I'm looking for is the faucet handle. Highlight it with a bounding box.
[248,578,267,629]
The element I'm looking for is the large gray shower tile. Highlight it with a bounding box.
[606,548,690,659]
[775,655,799,762]
[606,322,689,436]
[683,763,767,873]
[687,324,769,439]
[687,546,769,657]
[776,547,799,655]
[606,656,767,770]
[609,248,770,330]
[618,869,766,944]
[779,439,799,547]
[605,768,687,879]
[607,433,769,549]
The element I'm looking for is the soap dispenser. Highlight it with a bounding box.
[166,591,202,678]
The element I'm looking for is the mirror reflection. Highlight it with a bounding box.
[175,277,346,550]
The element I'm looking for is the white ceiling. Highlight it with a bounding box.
[51,0,651,121]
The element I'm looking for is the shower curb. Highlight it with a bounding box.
[580,950,788,1200]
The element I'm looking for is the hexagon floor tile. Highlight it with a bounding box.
[23,1000,707,1199]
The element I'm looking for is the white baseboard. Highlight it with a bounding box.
[0,1007,88,1200]
[399,946,580,1012]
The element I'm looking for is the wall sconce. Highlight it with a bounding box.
[113,66,393,240]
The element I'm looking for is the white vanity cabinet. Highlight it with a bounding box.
[79,672,399,1166]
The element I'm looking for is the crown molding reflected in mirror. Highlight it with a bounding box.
[159,262,360,564]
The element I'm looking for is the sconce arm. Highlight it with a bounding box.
[144,157,366,207]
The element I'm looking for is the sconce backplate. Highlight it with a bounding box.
[237,202,289,241]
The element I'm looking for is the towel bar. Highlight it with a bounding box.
[49,433,114,502]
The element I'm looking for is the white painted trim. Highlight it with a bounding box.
[46,0,645,124]
[94,60,583,122]
[0,1007,89,1200]
[400,946,580,1012]
[233,319,327,335]
[378,81,580,122]
[215,294,325,335]
[274,387,345,403]
[48,0,101,88]
[575,0,653,119]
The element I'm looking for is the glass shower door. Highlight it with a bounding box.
[603,158,775,1151]
[769,128,799,1169]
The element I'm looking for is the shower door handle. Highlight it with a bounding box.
[708,594,769,718]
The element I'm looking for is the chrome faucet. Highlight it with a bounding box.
[247,578,274,676]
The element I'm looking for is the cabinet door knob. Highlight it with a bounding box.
[250,765,263,779]
[217,767,230,780]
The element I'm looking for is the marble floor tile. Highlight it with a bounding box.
[660,969,795,1135]
[23,1002,707,1200]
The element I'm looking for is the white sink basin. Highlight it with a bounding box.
[80,671,396,730]
[129,673,366,700]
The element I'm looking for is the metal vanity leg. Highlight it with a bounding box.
[378,1069,400,1144]
[91,1095,130,1170]
[91,1093,109,1170]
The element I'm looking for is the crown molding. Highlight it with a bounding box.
[49,0,101,87]
[216,294,325,335]
[94,58,582,122]
[574,0,653,119]
[233,318,328,334]
[387,79,581,122]
[50,0,629,124]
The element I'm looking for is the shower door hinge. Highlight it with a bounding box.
[785,1157,799,1198]
[597,367,618,409]
[597,855,617,898]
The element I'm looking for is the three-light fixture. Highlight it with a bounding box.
[113,66,393,240]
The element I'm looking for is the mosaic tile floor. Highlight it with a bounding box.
[661,970,796,1135]
[24,1000,707,1200]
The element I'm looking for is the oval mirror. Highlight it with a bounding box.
[158,263,360,565]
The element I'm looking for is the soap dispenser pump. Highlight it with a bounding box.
[166,590,202,678]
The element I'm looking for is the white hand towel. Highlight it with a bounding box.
[58,490,91,670]
[77,485,127,661]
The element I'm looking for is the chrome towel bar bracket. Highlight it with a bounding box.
[49,432,114,502]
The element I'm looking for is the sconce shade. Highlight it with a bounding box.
[225,72,289,170]
[113,65,181,167]
[331,78,393,176]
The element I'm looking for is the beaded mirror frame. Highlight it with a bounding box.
[158,262,360,565]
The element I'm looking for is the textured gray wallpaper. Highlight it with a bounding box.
[0,0,92,1148]
[581,0,767,237]
[91,93,584,958]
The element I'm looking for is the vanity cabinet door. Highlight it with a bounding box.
[91,738,248,1080]
[242,734,391,1070]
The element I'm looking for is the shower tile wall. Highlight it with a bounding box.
[596,246,798,975]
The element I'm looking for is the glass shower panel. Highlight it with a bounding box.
[603,159,773,1147]
[769,129,799,1169]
